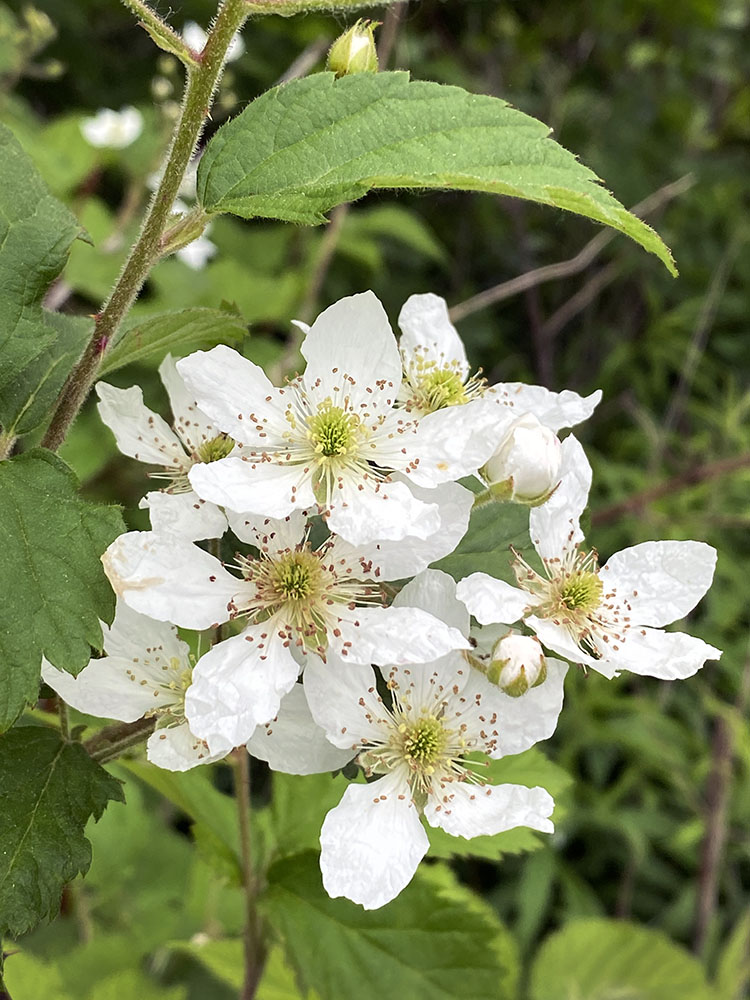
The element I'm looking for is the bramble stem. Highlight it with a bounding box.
[84,717,156,763]
[119,0,198,66]
[234,750,265,1000]
[58,698,71,742]
[41,0,249,452]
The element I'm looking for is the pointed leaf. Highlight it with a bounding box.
[198,72,675,273]
[0,726,124,937]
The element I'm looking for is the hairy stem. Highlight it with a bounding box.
[234,750,265,1000]
[84,717,156,763]
[41,0,249,452]
[58,698,71,742]
[0,431,15,462]
[119,0,199,66]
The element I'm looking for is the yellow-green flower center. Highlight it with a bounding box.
[268,550,322,604]
[402,716,447,766]
[196,433,234,464]
[417,368,467,411]
[307,404,360,457]
[560,571,603,613]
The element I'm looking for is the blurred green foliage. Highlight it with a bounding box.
[2,0,749,996]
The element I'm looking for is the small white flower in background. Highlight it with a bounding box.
[80,106,143,149]
[101,514,471,753]
[183,20,245,61]
[176,233,217,270]
[457,436,722,680]
[148,155,201,202]
[482,413,562,505]
[245,569,567,908]
[42,602,223,771]
[96,354,231,540]
[177,291,477,545]
[397,292,601,483]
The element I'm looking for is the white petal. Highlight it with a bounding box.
[394,569,469,635]
[603,626,721,680]
[102,531,238,629]
[225,509,308,552]
[301,291,402,401]
[408,399,515,486]
[425,781,554,839]
[42,657,158,722]
[176,346,285,446]
[96,382,186,468]
[102,599,188,664]
[486,383,602,432]
[247,684,354,774]
[185,626,299,752]
[529,435,592,561]
[526,616,608,673]
[600,540,717,628]
[146,723,226,771]
[329,480,473,581]
[382,653,472,718]
[176,235,217,270]
[182,20,208,51]
[327,476,439,546]
[158,354,220,455]
[188,457,316,517]
[398,293,469,376]
[333,606,469,666]
[485,657,568,757]
[303,656,389,749]
[456,573,529,626]
[320,773,428,909]
[140,490,227,541]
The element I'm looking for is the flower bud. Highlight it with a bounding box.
[488,633,547,697]
[482,413,562,506]
[327,20,379,78]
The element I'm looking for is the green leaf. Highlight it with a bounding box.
[0,726,124,937]
[99,307,248,376]
[715,909,750,1000]
[265,771,351,859]
[433,499,533,584]
[168,940,315,998]
[0,124,88,435]
[264,852,518,1000]
[0,450,124,730]
[529,918,716,1000]
[197,72,675,274]
[426,749,572,860]
[1,952,75,1000]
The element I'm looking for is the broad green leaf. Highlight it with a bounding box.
[86,970,187,1000]
[530,918,716,1000]
[426,749,572,860]
[433,499,533,584]
[197,72,675,274]
[0,450,124,730]
[715,909,750,1000]
[0,726,124,936]
[264,852,518,1000]
[264,771,350,859]
[1,312,92,436]
[99,307,248,376]
[0,124,87,435]
[168,940,315,999]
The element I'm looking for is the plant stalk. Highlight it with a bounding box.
[84,717,156,763]
[41,0,249,452]
[234,750,265,1000]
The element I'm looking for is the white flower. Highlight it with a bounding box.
[101,515,471,753]
[397,292,602,482]
[96,355,231,540]
[80,106,143,149]
[482,413,562,505]
[177,291,473,545]
[183,20,245,61]
[245,569,566,908]
[457,436,722,680]
[176,234,217,270]
[41,602,223,771]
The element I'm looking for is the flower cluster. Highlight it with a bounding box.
[46,291,720,908]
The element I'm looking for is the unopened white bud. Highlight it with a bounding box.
[483,413,562,505]
[488,633,547,697]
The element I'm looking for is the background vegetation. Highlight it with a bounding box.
[2,0,749,996]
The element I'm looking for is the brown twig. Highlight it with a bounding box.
[83,717,156,762]
[693,654,750,955]
[591,453,750,527]
[449,174,695,324]
[540,260,621,342]
[234,750,265,1000]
